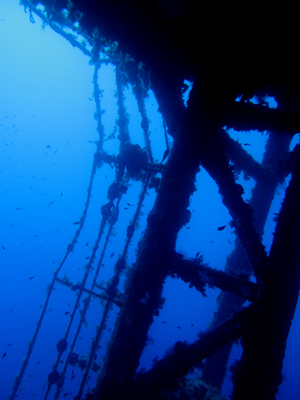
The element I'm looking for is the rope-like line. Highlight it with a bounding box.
[10,61,106,399]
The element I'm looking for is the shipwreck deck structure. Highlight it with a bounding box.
[10,1,300,399]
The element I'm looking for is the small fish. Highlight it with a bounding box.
[85,256,89,259]
[243,143,251,146]
[65,311,70,315]
[36,361,41,365]
[110,252,114,258]
[6,344,12,347]
[177,326,181,329]
[162,321,166,324]
[72,221,80,225]
[16,208,24,211]
[162,148,169,163]
[1,246,5,250]
[228,240,231,244]
[29,374,33,377]
[46,145,51,148]
[127,203,133,207]
[71,375,76,380]
[29,276,35,280]
[85,241,89,246]
[124,207,129,210]
[196,252,200,258]
[63,394,68,398]
[2,352,6,358]
[186,226,190,230]
[217,225,226,231]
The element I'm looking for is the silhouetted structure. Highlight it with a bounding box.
[10,1,300,399]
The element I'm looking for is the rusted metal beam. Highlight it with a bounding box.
[232,152,300,399]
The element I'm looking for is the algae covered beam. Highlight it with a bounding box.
[232,152,300,399]
[93,80,206,399]
[196,123,268,283]
[168,252,258,302]
[135,305,252,399]
[223,101,300,134]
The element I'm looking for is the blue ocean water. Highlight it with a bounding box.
[0,1,300,399]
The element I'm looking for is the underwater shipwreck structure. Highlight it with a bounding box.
[10,1,300,399]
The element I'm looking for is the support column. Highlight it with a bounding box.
[232,151,300,399]
[94,80,205,399]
